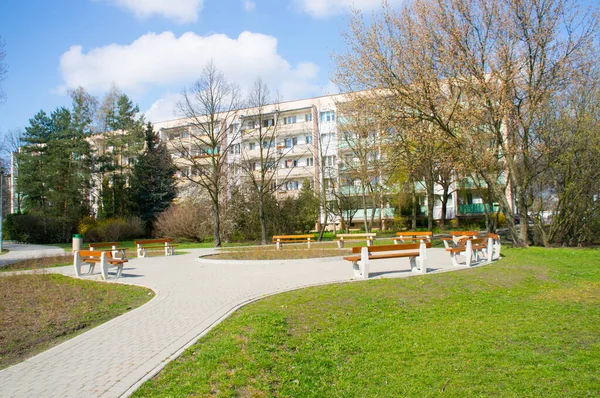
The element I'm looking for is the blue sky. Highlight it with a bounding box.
[0,0,399,133]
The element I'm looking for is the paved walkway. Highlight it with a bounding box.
[0,243,66,267]
[0,247,457,397]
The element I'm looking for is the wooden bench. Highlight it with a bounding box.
[73,250,128,280]
[134,238,178,258]
[272,234,314,250]
[88,242,127,260]
[445,237,493,267]
[394,231,433,244]
[335,233,376,248]
[440,231,479,249]
[343,242,431,279]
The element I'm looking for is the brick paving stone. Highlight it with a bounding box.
[0,246,462,397]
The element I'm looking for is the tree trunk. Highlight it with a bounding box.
[212,200,221,247]
[426,182,434,231]
[361,187,369,232]
[411,182,417,230]
[440,186,450,230]
[259,189,267,245]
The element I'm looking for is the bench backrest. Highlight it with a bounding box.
[396,231,432,242]
[488,233,500,240]
[449,231,478,237]
[469,238,488,245]
[351,242,432,254]
[337,233,376,238]
[272,234,314,239]
[134,238,173,245]
[396,231,432,237]
[88,242,119,248]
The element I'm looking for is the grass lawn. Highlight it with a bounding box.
[0,273,153,369]
[134,247,600,397]
[0,249,8,256]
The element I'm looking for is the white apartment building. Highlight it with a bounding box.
[7,93,500,228]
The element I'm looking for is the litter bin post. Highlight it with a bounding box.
[72,234,84,252]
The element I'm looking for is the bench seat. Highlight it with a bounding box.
[344,242,431,279]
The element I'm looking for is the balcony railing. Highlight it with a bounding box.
[458,203,500,214]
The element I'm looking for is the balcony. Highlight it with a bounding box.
[458,203,500,215]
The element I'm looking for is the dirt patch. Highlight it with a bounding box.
[536,282,600,303]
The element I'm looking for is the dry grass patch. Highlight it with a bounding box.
[0,273,153,369]
[0,254,72,272]
[207,244,350,260]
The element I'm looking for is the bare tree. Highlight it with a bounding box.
[173,61,242,247]
[335,0,599,246]
[0,128,24,213]
[0,35,7,105]
[234,78,301,244]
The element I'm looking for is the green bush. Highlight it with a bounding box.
[4,214,75,244]
[85,217,146,242]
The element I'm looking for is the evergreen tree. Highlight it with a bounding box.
[18,110,52,213]
[98,90,145,218]
[128,123,178,232]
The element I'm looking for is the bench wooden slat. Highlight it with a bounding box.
[351,242,428,254]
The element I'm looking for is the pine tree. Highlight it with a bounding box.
[19,110,52,213]
[128,123,178,232]
[98,91,145,218]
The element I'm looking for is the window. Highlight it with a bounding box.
[263,118,275,128]
[262,140,274,149]
[305,135,313,144]
[320,111,335,122]
[284,159,297,168]
[284,137,299,148]
[181,131,189,138]
[249,142,256,150]
[324,155,336,167]
[232,144,240,154]
[306,157,314,166]
[286,181,300,190]
[305,113,313,122]
[320,133,335,143]
[283,116,297,125]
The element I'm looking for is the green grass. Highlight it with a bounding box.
[0,273,153,369]
[0,249,8,256]
[134,247,600,397]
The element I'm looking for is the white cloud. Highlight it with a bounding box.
[295,0,404,18]
[106,0,203,23]
[58,31,323,121]
[144,93,184,122]
[242,0,256,12]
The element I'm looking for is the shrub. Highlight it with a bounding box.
[85,217,146,242]
[4,214,75,244]
[154,200,213,242]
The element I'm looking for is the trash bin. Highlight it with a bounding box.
[72,234,84,252]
